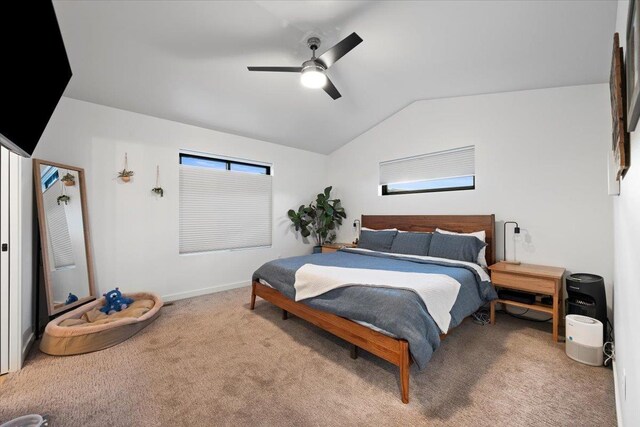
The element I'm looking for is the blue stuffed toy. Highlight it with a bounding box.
[100,288,134,314]
[65,293,78,305]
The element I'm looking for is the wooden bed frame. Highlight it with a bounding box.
[250,214,495,403]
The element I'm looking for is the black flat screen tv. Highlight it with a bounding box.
[0,1,72,157]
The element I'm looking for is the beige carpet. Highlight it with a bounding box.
[0,287,616,426]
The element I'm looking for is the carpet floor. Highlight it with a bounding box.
[0,287,616,426]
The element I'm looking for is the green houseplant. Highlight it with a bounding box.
[56,194,70,205]
[118,152,134,183]
[287,186,346,250]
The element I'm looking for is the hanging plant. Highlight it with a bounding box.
[57,195,70,205]
[151,165,164,197]
[61,172,76,186]
[118,153,135,182]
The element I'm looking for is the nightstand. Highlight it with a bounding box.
[488,261,566,342]
[321,243,357,253]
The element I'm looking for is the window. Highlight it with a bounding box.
[179,153,270,175]
[41,166,59,191]
[179,153,272,254]
[379,146,475,195]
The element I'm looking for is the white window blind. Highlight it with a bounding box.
[179,165,272,254]
[42,186,75,269]
[379,145,475,185]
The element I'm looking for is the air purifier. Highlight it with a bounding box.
[565,314,603,366]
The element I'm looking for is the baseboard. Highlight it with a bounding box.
[20,332,34,368]
[613,360,623,427]
[162,280,250,302]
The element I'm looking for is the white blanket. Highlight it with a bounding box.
[294,264,462,333]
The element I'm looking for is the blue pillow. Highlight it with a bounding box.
[389,232,432,256]
[358,229,398,252]
[428,232,487,263]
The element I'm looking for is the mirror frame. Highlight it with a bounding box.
[33,159,96,315]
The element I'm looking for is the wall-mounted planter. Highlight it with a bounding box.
[57,195,70,205]
[119,173,133,183]
[117,153,134,183]
[151,166,163,197]
[61,173,76,186]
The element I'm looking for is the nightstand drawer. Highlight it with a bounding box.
[491,271,556,294]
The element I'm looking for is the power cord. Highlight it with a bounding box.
[472,307,491,325]
[603,341,615,366]
[504,306,553,323]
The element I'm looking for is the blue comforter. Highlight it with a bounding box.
[252,249,497,369]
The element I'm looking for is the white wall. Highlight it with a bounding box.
[329,84,614,304]
[33,97,327,300]
[614,2,639,425]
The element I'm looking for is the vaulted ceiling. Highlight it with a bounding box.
[54,1,617,154]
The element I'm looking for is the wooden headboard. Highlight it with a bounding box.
[361,215,496,266]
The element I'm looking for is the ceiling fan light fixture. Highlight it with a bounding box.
[300,61,327,89]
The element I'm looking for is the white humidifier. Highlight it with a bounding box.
[565,314,603,366]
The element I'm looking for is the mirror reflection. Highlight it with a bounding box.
[37,162,93,313]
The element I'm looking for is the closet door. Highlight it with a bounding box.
[0,146,10,374]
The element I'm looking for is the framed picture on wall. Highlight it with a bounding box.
[627,0,640,131]
[611,33,630,180]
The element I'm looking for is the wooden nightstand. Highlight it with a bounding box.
[488,262,566,342]
[321,243,357,253]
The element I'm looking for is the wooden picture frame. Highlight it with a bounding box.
[627,0,640,132]
[612,33,630,180]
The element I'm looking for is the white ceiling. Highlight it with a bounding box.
[53,1,617,154]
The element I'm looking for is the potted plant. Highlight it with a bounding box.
[57,194,70,205]
[60,173,75,186]
[151,165,163,197]
[118,169,134,183]
[118,153,134,183]
[287,186,346,252]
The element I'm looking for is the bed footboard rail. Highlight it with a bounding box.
[250,281,411,403]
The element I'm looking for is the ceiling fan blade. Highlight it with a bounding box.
[247,66,302,72]
[323,77,342,100]
[316,32,363,69]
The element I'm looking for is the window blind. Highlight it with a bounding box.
[43,186,75,269]
[179,165,272,254]
[379,145,475,185]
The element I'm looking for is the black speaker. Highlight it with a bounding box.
[565,273,607,339]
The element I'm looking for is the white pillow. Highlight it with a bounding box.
[436,228,487,267]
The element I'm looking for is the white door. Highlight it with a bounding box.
[0,146,10,374]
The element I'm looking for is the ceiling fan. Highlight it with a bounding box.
[247,32,363,100]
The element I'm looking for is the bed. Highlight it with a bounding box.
[250,214,496,403]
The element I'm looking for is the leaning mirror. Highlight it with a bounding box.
[33,159,95,315]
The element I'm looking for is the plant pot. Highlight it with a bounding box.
[312,245,322,254]
[63,180,75,187]
[120,176,131,183]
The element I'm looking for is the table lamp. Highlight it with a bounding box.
[503,221,521,265]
